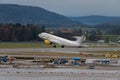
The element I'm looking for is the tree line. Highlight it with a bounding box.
[0,23,45,42]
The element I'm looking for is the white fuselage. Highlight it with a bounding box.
[39,33,83,47]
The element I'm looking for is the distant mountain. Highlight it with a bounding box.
[102,21,120,25]
[0,4,79,26]
[70,15,120,25]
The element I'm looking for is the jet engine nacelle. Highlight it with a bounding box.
[44,39,51,44]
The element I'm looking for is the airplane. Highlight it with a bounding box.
[38,32,86,48]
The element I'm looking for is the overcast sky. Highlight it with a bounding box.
[0,0,120,16]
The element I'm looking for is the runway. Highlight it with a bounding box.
[0,47,120,53]
[0,68,120,80]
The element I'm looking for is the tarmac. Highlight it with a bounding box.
[0,68,120,80]
[0,47,120,53]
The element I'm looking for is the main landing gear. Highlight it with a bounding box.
[52,42,64,48]
[61,45,64,48]
[53,45,56,48]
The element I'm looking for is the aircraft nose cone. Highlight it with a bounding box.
[38,34,42,38]
[38,33,47,39]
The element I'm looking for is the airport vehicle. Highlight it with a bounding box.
[38,32,86,48]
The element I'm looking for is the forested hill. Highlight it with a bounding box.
[71,15,120,25]
[0,4,77,25]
